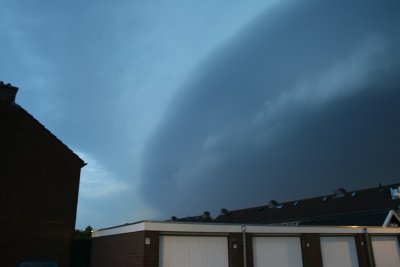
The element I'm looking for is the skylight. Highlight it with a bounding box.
[390,187,400,199]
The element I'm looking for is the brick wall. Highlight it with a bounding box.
[0,101,83,267]
[228,233,243,267]
[143,231,160,267]
[91,231,145,267]
[354,234,374,267]
[92,231,400,267]
[245,233,254,267]
[301,234,323,267]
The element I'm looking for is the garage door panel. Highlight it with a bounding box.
[160,236,228,267]
[320,236,359,267]
[371,236,400,267]
[253,236,303,267]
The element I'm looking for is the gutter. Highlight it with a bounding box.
[242,225,247,267]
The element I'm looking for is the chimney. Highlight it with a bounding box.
[0,81,18,103]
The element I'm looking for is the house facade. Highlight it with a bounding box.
[0,82,85,266]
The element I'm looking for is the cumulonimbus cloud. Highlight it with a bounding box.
[141,0,400,218]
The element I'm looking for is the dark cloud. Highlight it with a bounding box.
[1,0,280,227]
[141,0,400,218]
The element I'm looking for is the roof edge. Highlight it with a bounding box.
[14,104,86,167]
[92,220,400,238]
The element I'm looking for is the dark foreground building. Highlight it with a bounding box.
[0,82,85,266]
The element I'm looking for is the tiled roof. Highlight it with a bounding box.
[1,98,85,166]
[297,210,389,226]
[169,211,213,223]
[213,183,400,226]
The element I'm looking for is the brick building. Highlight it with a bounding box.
[0,82,85,266]
[214,183,400,227]
[91,184,400,267]
[91,221,400,267]
[172,183,400,227]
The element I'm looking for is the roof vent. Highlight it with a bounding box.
[220,208,230,215]
[268,200,283,208]
[334,187,346,198]
[0,81,18,103]
[203,211,211,219]
[390,187,400,200]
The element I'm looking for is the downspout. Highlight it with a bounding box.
[363,227,374,267]
[242,225,247,267]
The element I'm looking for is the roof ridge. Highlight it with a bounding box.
[218,182,400,214]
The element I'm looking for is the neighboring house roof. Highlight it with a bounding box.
[383,210,400,227]
[169,211,213,223]
[0,82,85,166]
[213,183,400,226]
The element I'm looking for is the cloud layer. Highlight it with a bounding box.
[141,0,400,218]
[1,0,278,227]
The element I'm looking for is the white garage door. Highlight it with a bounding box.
[159,235,229,267]
[253,236,303,267]
[320,236,359,267]
[371,236,400,267]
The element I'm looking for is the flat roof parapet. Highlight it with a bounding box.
[92,220,400,238]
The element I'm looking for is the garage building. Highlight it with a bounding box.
[91,221,400,267]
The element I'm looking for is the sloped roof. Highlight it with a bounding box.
[169,212,213,223]
[0,98,85,167]
[214,183,400,226]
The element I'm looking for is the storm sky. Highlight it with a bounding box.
[1,0,399,229]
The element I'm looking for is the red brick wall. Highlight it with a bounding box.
[143,231,160,267]
[245,233,254,267]
[228,233,243,267]
[0,102,83,267]
[301,234,323,267]
[91,231,146,267]
[92,231,400,267]
[355,234,374,267]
